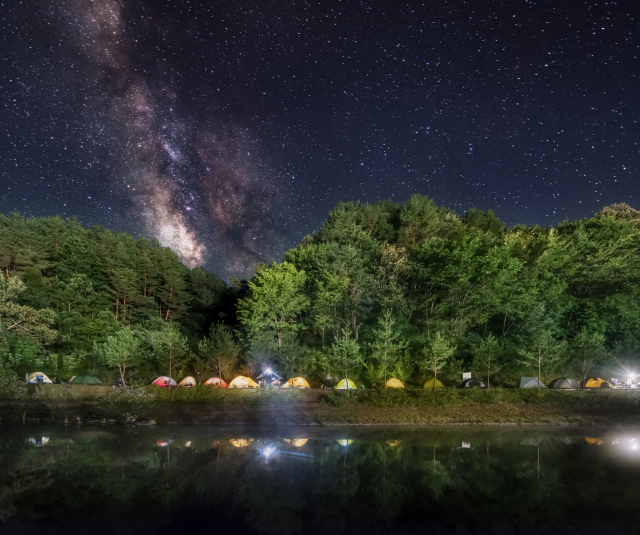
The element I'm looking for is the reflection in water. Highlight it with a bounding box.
[3,427,640,534]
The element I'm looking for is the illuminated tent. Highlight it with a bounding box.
[337,439,354,446]
[460,378,486,388]
[282,377,310,389]
[385,378,405,388]
[229,439,254,447]
[585,437,605,445]
[70,374,102,385]
[284,438,308,447]
[152,376,177,387]
[204,377,228,387]
[387,440,402,447]
[549,377,579,389]
[581,377,610,388]
[228,376,259,388]
[516,377,547,389]
[423,378,444,389]
[178,376,196,387]
[27,372,52,384]
[335,378,357,390]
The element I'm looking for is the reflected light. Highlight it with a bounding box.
[337,439,354,447]
[229,439,253,448]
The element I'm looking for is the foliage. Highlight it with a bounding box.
[94,327,143,385]
[99,386,156,422]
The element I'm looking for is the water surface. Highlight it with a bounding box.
[2,425,639,534]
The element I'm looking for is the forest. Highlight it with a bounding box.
[1,195,640,388]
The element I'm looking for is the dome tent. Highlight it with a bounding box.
[385,378,405,389]
[335,378,357,390]
[516,377,547,389]
[460,378,486,388]
[423,378,444,389]
[178,376,196,387]
[27,372,52,384]
[549,377,579,389]
[228,376,259,388]
[204,377,228,387]
[282,377,310,388]
[581,377,610,388]
[152,376,177,387]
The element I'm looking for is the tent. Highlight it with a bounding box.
[229,439,254,448]
[581,377,610,388]
[516,377,547,389]
[384,378,405,389]
[152,376,177,387]
[284,439,308,447]
[228,376,259,388]
[335,378,357,390]
[423,378,444,389]
[204,377,228,387]
[461,378,486,388]
[70,374,102,385]
[549,377,579,389]
[585,437,604,446]
[27,372,52,384]
[337,439,354,446]
[282,377,311,389]
[178,376,196,387]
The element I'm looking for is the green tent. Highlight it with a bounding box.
[70,374,102,385]
[516,377,547,389]
[335,378,357,390]
[423,378,444,389]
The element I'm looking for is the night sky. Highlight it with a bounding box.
[1,0,638,278]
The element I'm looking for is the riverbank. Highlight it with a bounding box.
[4,387,640,426]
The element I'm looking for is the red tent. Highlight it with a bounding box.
[204,377,228,387]
[152,376,177,387]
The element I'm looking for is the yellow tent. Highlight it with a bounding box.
[178,376,196,387]
[228,376,259,388]
[386,440,402,447]
[385,378,405,388]
[335,378,357,390]
[27,372,52,384]
[337,439,354,446]
[423,378,445,389]
[581,377,610,388]
[229,439,254,447]
[282,377,311,389]
[284,438,308,447]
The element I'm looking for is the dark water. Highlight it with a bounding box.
[2,425,640,535]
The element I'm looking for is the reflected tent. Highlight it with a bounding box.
[284,439,308,447]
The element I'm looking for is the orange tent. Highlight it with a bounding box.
[204,377,228,387]
[282,377,310,388]
[228,376,259,388]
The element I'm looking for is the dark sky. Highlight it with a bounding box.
[1,0,638,279]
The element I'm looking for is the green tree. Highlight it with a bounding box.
[151,323,188,384]
[370,310,407,388]
[238,262,309,348]
[420,332,456,389]
[519,329,566,390]
[329,329,362,392]
[95,328,143,386]
[197,322,240,384]
[471,334,502,391]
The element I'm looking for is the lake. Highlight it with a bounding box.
[1,425,640,534]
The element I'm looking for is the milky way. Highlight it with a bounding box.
[1,0,639,278]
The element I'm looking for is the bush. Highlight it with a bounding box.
[100,386,156,423]
[0,371,28,401]
[34,385,83,421]
[147,385,302,405]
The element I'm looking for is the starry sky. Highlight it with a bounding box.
[1,0,638,278]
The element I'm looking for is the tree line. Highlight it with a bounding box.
[1,197,640,387]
